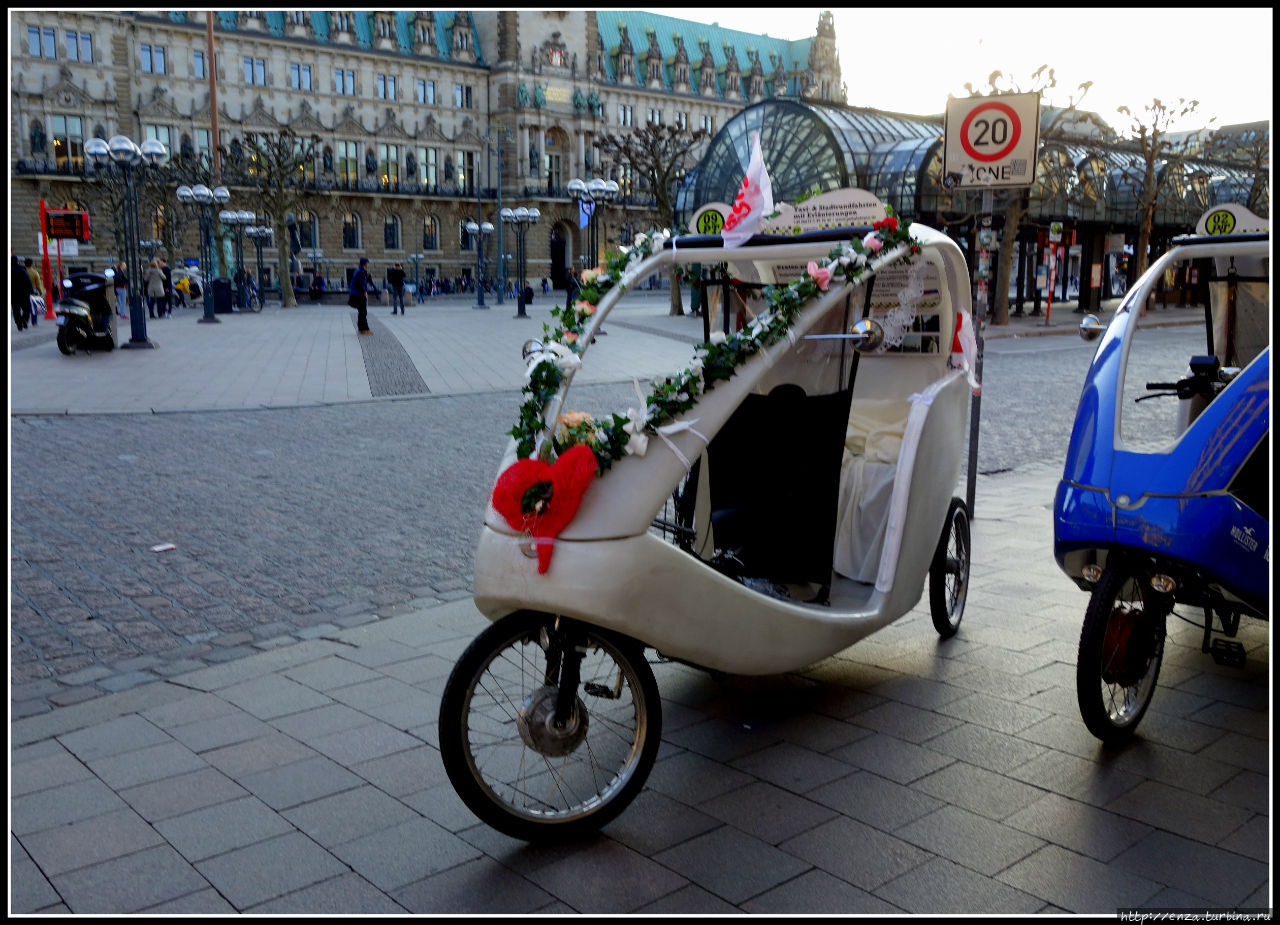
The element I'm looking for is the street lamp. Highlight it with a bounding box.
[176,182,228,322]
[85,134,169,348]
[465,219,493,309]
[568,177,618,270]
[501,206,540,319]
[245,225,272,308]
[219,208,254,309]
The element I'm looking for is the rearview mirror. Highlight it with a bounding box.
[1078,314,1107,342]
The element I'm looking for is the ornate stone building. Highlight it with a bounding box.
[10,10,844,290]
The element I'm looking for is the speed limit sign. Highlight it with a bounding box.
[943,92,1040,190]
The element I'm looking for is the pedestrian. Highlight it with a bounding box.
[12,254,34,331]
[541,277,549,294]
[387,261,406,314]
[24,257,44,326]
[159,257,173,316]
[564,266,579,311]
[245,270,258,309]
[144,258,165,318]
[113,261,129,318]
[349,256,372,334]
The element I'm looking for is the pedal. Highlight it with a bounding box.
[1209,638,1247,668]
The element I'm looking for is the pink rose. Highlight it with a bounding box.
[806,260,831,291]
[575,299,596,316]
[863,232,883,253]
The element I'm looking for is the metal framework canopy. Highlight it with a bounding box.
[679,98,941,225]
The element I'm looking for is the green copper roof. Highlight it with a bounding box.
[215,11,480,64]
[596,10,813,99]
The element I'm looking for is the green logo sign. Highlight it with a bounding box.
[696,210,725,235]
[1205,209,1236,236]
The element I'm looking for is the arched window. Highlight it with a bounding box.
[422,215,439,251]
[342,212,361,249]
[384,214,401,250]
[295,210,318,249]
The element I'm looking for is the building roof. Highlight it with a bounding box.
[595,10,814,97]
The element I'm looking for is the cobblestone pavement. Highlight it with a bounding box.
[10,381,636,717]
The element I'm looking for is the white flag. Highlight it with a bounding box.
[720,131,774,248]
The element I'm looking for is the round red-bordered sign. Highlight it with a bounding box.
[959,101,1021,163]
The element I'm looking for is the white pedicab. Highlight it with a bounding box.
[439,216,980,840]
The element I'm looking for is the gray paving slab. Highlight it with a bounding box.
[10,294,1269,914]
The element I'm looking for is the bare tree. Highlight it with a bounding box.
[1113,98,1210,277]
[1207,126,1270,216]
[221,128,317,307]
[956,67,1094,324]
[597,123,709,315]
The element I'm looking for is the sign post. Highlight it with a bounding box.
[944,92,1040,518]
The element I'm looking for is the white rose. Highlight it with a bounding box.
[709,330,727,346]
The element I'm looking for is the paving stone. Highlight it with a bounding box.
[649,825,809,906]
[22,807,166,876]
[600,787,723,856]
[283,785,419,848]
[1103,781,1255,845]
[807,769,945,832]
[847,699,964,744]
[218,674,335,720]
[154,794,297,862]
[195,831,348,911]
[828,731,955,784]
[119,766,250,822]
[1004,792,1153,862]
[331,816,482,893]
[778,815,931,893]
[645,749,755,804]
[10,746,94,796]
[997,844,1164,913]
[309,720,420,766]
[727,741,857,794]
[236,754,365,811]
[141,887,239,914]
[1005,746,1144,808]
[201,732,319,777]
[394,857,557,914]
[894,805,1045,876]
[57,713,171,762]
[923,721,1048,774]
[166,710,276,753]
[282,655,385,691]
[872,856,1045,914]
[9,840,64,913]
[86,740,207,790]
[251,871,409,914]
[911,761,1045,821]
[742,868,902,914]
[697,780,840,844]
[51,844,211,914]
[11,777,128,836]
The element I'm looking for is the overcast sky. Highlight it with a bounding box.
[668,7,1273,132]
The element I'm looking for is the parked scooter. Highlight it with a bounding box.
[55,271,117,354]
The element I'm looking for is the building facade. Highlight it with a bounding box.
[11,10,844,291]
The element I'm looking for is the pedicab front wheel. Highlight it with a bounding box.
[1075,565,1167,745]
[929,497,970,638]
[438,611,662,842]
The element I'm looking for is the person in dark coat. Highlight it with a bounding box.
[387,261,406,315]
[13,254,35,330]
[349,256,372,333]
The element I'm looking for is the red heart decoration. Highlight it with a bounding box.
[491,444,599,573]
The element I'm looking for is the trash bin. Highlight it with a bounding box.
[212,277,233,314]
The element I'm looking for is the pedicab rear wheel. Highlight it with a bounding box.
[438,611,661,841]
[929,497,970,638]
[1076,565,1167,745]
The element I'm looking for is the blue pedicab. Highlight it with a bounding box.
[1054,221,1269,745]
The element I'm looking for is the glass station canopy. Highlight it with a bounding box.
[678,98,1264,232]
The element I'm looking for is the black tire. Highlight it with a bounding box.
[56,327,75,355]
[438,611,662,841]
[929,497,970,638]
[1076,565,1166,745]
